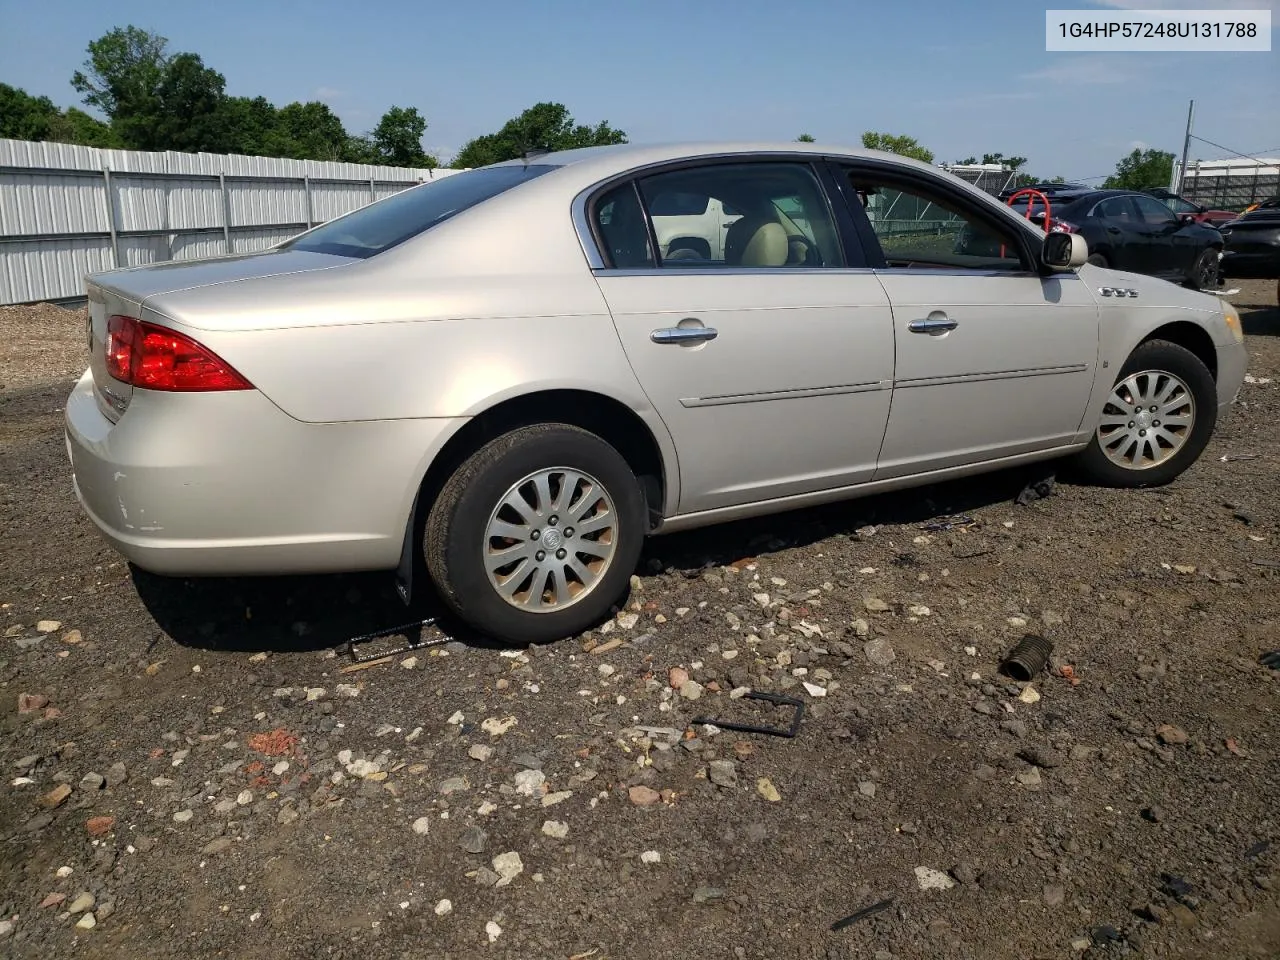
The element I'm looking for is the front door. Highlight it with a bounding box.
[587,160,896,515]
[839,164,1101,479]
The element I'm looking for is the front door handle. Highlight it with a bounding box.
[651,325,719,344]
[907,317,959,335]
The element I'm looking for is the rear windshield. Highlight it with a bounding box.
[282,164,556,258]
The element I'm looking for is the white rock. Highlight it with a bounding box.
[597,664,615,677]
[173,809,193,823]
[400,656,418,669]
[486,920,502,942]
[492,851,523,886]
[36,620,62,633]
[57,866,74,878]
[1007,616,1028,627]
[640,850,661,864]
[412,817,431,836]
[1018,686,1041,704]
[272,761,289,776]
[617,612,639,630]
[514,769,546,796]
[477,801,497,816]
[908,605,931,617]
[237,790,253,805]
[541,820,569,838]
[434,899,452,916]
[468,744,494,762]
[75,912,96,930]
[447,710,464,725]
[914,866,957,891]
[964,646,977,657]
[0,919,13,938]
[802,682,827,698]
[481,716,517,736]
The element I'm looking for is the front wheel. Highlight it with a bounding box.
[1072,339,1217,488]
[1185,247,1220,290]
[424,423,646,645]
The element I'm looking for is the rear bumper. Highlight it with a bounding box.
[64,369,465,576]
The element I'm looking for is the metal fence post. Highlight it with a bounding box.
[369,177,376,204]
[219,172,233,254]
[102,167,120,268]
[304,175,314,228]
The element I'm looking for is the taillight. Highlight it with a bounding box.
[104,315,252,392]
[1048,221,1079,234]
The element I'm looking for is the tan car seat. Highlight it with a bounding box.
[724,213,789,266]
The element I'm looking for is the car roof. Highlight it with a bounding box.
[485,140,943,180]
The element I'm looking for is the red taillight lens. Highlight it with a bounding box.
[104,315,252,392]
[1048,221,1078,234]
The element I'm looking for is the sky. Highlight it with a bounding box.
[1,0,1277,180]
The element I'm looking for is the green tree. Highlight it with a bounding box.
[47,107,120,147]
[982,152,1028,171]
[796,133,815,143]
[1103,147,1175,190]
[452,102,626,168]
[220,96,280,156]
[271,101,350,161]
[71,26,169,135]
[147,52,229,152]
[0,83,60,139]
[371,106,438,167]
[861,131,934,164]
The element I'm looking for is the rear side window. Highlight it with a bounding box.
[283,164,556,258]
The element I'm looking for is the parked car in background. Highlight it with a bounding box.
[64,141,1247,645]
[1001,186,1225,289]
[1145,187,1239,226]
[1219,202,1280,279]
[1242,195,1279,215]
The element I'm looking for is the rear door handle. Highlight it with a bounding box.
[651,325,719,344]
[907,317,959,334]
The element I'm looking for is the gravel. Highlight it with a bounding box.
[1,282,1278,959]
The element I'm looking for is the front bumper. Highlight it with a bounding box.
[64,369,465,576]
[1221,249,1280,280]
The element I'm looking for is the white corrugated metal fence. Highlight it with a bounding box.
[0,138,464,305]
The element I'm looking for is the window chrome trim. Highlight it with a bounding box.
[590,266,1057,279]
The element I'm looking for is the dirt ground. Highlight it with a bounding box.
[1,281,1279,960]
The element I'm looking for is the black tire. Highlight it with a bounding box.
[1086,253,1109,268]
[1072,339,1217,488]
[424,423,646,645]
[1184,247,1220,290]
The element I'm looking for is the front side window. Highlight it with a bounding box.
[1132,195,1179,225]
[849,174,1028,271]
[283,164,556,259]
[631,161,844,268]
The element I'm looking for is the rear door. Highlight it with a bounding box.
[1090,195,1146,272]
[586,158,896,515]
[836,161,1100,478]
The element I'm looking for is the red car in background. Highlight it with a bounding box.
[1147,188,1239,226]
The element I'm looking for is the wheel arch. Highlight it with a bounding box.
[1139,321,1218,380]
[413,388,678,541]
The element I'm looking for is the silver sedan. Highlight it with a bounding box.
[64,141,1249,644]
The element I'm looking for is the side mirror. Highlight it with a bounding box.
[1042,232,1088,270]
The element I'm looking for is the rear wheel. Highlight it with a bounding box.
[424,423,646,645]
[1072,339,1216,488]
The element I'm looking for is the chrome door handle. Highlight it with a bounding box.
[908,317,959,334]
[651,326,719,344]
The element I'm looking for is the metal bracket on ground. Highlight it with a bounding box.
[346,616,449,664]
[690,690,805,739]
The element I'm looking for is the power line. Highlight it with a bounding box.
[1188,133,1277,166]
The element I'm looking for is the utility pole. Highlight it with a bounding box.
[1176,99,1195,193]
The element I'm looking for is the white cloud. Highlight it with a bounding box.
[1021,56,1140,85]
[314,87,345,101]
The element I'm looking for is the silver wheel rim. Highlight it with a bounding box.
[1097,369,1195,470]
[483,467,618,613]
